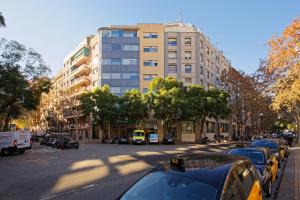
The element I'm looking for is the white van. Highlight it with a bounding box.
[0,131,32,155]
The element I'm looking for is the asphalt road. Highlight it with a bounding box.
[0,142,287,200]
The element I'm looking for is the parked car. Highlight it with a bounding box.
[118,136,129,144]
[57,137,79,149]
[227,147,279,196]
[0,131,32,155]
[251,139,285,162]
[131,130,145,144]
[148,132,158,144]
[118,154,263,200]
[162,132,176,144]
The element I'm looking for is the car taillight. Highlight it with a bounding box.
[14,139,17,147]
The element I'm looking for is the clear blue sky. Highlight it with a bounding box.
[1,0,299,76]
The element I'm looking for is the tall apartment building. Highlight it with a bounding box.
[58,21,233,141]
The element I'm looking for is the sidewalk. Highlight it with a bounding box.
[277,142,300,200]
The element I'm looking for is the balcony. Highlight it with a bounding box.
[71,47,89,67]
[68,88,88,98]
[63,109,84,119]
[68,76,90,89]
[71,64,90,77]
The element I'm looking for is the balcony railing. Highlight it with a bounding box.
[68,76,90,89]
[71,64,89,77]
[71,47,89,67]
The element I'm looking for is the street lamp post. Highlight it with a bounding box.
[259,112,263,136]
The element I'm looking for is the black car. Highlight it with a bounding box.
[118,154,263,200]
[118,136,129,144]
[57,138,79,149]
[162,133,176,144]
[227,147,276,196]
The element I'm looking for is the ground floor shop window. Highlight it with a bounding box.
[206,121,215,133]
[221,123,229,132]
[181,121,195,134]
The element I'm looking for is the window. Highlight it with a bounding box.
[122,59,138,65]
[123,31,137,37]
[111,73,121,79]
[110,87,121,94]
[216,67,220,74]
[216,77,220,85]
[222,176,242,200]
[110,58,122,65]
[207,47,210,55]
[168,38,177,46]
[92,80,97,86]
[181,121,195,134]
[168,65,177,73]
[122,73,139,80]
[144,32,158,38]
[207,71,210,79]
[143,74,157,81]
[144,60,158,67]
[235,165,254,198]
[143,88,148,93]
[144,46,158,52]
[184,37,192,46]
[200,53,204,62]
[112,44,121,51]
[124,45,139,51]
[168,51,177,59]
[200,66,203,75]
[200,79,204,85]
[185,78,192,84]
[206,121,215,133]
[102,73,111,79]
[184,51,192,60]
[111,30,122,37]
[185,65,192,73]
[200,40,203,48]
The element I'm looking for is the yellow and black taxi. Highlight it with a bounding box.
[118,154,263,200]
[251,139,285,162]
[227,147,278,197]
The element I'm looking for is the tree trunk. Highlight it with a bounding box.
[216,117,220,142]
[3,109,12,131]
[108,120,111,140]
[200,118,206,139]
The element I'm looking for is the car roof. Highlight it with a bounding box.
[229,146,268,153]
[153,153,250,195]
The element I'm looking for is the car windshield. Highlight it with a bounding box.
[120,171,217,200]
[229,149,265,165]
[251,140,278,150]
[133,132,144,136]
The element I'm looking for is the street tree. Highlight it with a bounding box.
[206,87,231,140]
[118,89,149,129]
[182,85,206,141]
[80,85,118,140]
[264,17,300,139]
[0,39,51,130]
[146,77,185,136]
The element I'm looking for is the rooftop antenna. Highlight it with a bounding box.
[178,11,182,23]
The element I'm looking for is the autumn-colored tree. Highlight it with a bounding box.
[265,17,300,139]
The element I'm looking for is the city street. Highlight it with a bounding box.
[0,142,289,200]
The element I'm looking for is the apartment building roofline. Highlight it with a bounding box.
[63,35,95,63]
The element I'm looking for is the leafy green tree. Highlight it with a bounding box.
[206,87,231,140]
[0,39,51,130]
[146,77,185,136]
[0,12,5,27]
[80,85,118,139]
[182,85,206,141]
[118,89,149,129]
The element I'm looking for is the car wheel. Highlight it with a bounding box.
[19,150,25,154]
[265,179,272,197]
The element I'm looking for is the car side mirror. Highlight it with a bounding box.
[267,160,274,166]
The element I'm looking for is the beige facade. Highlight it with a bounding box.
[137,24,165,92]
